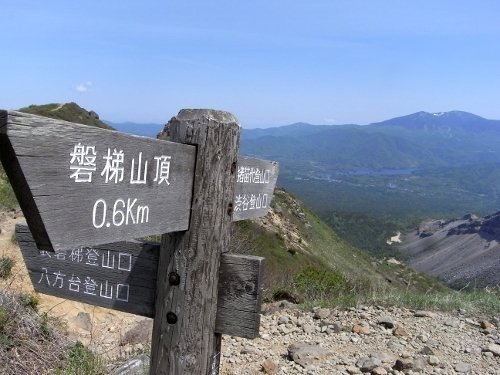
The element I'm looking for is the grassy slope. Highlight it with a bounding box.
[0,102,115,209]
[18,102,113,130]
[233,189,450,304]
[0,167,16,209]
[234,189,500,313]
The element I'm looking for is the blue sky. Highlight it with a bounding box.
[2,1,500,128]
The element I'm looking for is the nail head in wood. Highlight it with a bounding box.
[167,312,178,324]
[169,272,180,286]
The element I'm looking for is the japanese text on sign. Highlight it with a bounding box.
[69,143,172,229]
[40,248,133,271]
[38,267,130,302]
[38,248,134,302]
[234,193,268,212]
[69,143,171,185]
[237,167,270,184]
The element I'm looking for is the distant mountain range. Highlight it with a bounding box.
[371,110,500,133]
[241,110,500,170]
[17,104,500,261]
[123,109,500,166]
[109,110,500,178]
[236,110,500,258]
[105,121,163,138]
[108,109,500,227]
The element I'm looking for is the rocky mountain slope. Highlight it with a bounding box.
[1,104,499,374]
[2,202,499,375]
[400,213,500,288]
[235,188,448,299]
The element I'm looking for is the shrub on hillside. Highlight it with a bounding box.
[0,257,15,279]
[0,290,68,374]
[0,290,107,374]
[19,293,39,311]
[294,266,348,300]
[0,166,18,209]
[53,342,105,375]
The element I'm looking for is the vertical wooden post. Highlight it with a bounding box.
[150,109,240,374]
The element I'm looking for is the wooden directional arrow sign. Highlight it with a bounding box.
[3,108,279,373]
[233,156,279,221]
[0,111,279,252]
[17,224,264,338]
[0,111,196,251]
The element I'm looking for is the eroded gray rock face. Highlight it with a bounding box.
[377,316,396,329]
[485,343,500,356]
[314,308,331,320]
[454,362,472,373]
[401,213,500,288]
[219,304,500,374]
[121,319,153,345]
[73,311,92,332]
[109,354,150,375]
[287,342,333,368]
[355,356,381,372]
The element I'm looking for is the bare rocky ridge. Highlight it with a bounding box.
[400,213,500,288]
[220,302,500,375]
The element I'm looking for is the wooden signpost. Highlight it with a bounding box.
[233,156,279,221]
[16,224,264,338]
[0,111,196,251]
[0,109,278,374]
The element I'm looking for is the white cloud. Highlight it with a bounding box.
[75,81,92,93]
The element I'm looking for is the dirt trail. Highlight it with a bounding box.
[51,103,65,111]
[0,210,150,359]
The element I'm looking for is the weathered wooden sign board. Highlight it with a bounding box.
[0,111,196,251]
[16,224,264,338]
[0,109,279,374]
[16,224,158,316]
[233,156,279,221]
[0,111,278,251]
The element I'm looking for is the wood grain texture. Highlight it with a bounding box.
[215,254,264,338]
[0,111,196,251]
[233,156,279,221]
[0,113,52,250]
[150,109,241,375]
[17,224,264,338]
[16,224,158,317]
[0,110,7,132]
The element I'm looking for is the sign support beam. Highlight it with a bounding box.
[150,110,241,374]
